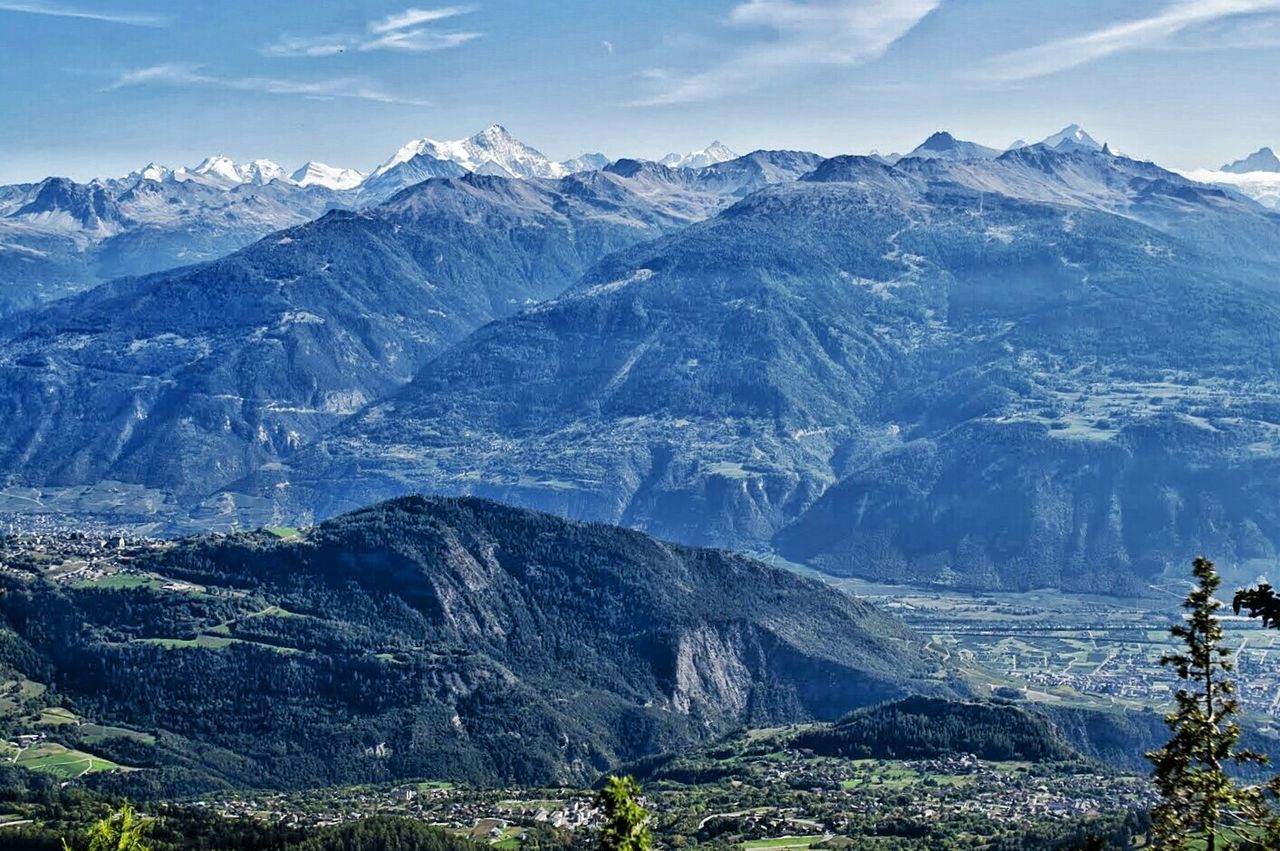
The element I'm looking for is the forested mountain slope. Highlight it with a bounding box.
[0,496,943,792]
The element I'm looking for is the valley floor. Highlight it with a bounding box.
[768,564,1280,731]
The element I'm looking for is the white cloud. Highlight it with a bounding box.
[633,0,939,106]
[263,5,481,57]
[107,64,200,87]
[360,28,481,52]
[260,35,349,58]
[104,63,431,106]
[981,0,1280,81]
[369,5,474,34]
[0,0,167,27]
[602,40,614,54]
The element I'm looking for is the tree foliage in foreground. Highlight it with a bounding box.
[1232,577,1280,849]
[1148,557,1275,850]
[595,775,651,851]
[62,803,150,851]
[19,804,486,851]
[1233,582,1280,629]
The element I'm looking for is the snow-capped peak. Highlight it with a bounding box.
[134,163,172,183]
[465,124,569,179]
[291,161,366,190]
[238,159,288,186]
[475,123,515,144]
[660,141,739,169]
[173,155,290,188]
[371,137,436,179]
[189,154,244,187]
[1038,124,1102,153]
[370,125,569,181]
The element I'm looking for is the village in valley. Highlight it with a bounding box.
[175,748,1150,849]
[840,578,1280,726]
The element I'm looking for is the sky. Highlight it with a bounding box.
[1,0,1279,183]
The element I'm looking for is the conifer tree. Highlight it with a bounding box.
[1148,557,1266,850]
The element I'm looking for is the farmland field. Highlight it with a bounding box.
[2,742,126,779]
[742,836,825,850]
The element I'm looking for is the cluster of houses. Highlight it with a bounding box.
[193,783,604,842]
[0,528,161,583]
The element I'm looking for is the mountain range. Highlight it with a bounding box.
[0,175,344,316]
[0,150,825,523]
[660,141,739,169]
[242,145,1280,593]
[3,126,1280,594]
[14,121,1266,321]
[0,126,733,317]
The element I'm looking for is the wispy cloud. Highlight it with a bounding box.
[1168,8,1280,50]
[602,40,614,55]
[981,0,1280,81]
[260,35,349,58]
[104,63,430,106]
[632,0,938,106]
[262,5,481,57]
[0,0,167,27]
[369,6,473,33]
[361,28,480,52]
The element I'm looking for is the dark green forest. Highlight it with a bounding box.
[0,496,940,794]
[789,696,1077,762]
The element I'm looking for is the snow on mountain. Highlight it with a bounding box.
[1221,146,1280,174]
[153,155,292,188]
[133,163,173,183]
[10,176,120,236]
[370,124,569,181]
[290,161,366,190]
[239,159,289,185]
[561,153,611,173]
[171,155,288,188]
[660,141,739,169]
[1037,124,1102,153]
[184,155,246,188]
[357,155,466,199]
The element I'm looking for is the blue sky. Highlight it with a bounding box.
[1,0,1279,182]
